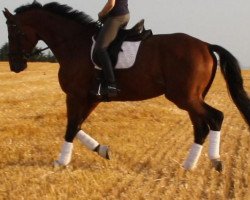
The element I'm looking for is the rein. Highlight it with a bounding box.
[7,19,102,60]
[25,46,50,59]
[29,21,102,58]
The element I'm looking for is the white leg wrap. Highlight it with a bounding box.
[209,130,221,159]
[183,143,203,170]
[57,141,73,166]
[76,130,99,150]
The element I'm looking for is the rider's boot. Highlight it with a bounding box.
[92,49,120,98]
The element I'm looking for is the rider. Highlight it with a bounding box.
[92,0,130,98]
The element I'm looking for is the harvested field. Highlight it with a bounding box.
[0,62,249,199]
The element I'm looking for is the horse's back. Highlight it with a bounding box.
[141,33,210,57]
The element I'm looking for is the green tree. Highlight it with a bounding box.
[0,42,9,61]
[45,51,57,63]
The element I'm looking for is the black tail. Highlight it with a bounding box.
[209,44,250,126]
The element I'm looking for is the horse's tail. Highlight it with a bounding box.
[209,44,250,126]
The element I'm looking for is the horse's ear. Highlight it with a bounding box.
[3,8,14,20]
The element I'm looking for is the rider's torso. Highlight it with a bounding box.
[109,0,129,17]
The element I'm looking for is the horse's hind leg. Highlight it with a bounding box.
[183,100,224,172]
[183,113,209,170]
[203,103,224,172]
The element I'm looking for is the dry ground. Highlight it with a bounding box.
[0,62,249,200]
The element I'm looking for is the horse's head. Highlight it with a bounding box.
[3,8,39,73]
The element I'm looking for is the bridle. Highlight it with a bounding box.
[6,20,49,60]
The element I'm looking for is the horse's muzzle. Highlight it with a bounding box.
[10,62,27,73]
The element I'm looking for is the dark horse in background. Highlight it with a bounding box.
[3,2,250,172]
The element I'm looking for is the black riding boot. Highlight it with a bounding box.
[92,49,119,98]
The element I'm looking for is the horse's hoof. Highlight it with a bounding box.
[98,145,110,160]
[53,160,68,168]
[211,159,223,172]
[182,162,196,171]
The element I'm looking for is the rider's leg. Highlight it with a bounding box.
[92,14,130,98]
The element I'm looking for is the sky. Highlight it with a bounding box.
[0,0,250,68]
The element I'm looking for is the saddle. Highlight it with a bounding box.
[94,19,153,67]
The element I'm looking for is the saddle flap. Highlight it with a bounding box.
[91,37,141,70]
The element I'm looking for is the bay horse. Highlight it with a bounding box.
[3,2,250,172]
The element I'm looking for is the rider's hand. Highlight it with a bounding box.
[98,12,106,23]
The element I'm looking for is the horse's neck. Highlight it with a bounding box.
[25,11,95,63]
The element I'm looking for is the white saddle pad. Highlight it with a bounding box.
[91,37,141,70]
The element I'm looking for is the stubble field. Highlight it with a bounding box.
[0,62,249,200]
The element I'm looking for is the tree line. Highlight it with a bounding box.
[0,42,57,62]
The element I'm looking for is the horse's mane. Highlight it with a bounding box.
[14,1,97,27]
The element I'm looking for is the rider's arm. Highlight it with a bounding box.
[98,0,115,19]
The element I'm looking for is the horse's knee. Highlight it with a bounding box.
[64,122,78,142]
[194,124,209,144]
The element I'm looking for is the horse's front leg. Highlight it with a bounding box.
[54,95,85,166]
[55,95,109,166]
